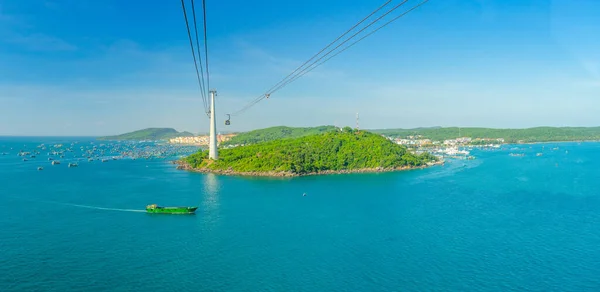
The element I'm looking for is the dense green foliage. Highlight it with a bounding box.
[186,129,436,175]
[371,127,600,143]
[469,139,502,145]
[98,128,194,141]
[222,126,337,146]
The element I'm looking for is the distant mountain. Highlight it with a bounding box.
[98,128,195,141]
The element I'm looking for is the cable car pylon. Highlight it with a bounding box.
[209,89,218,160]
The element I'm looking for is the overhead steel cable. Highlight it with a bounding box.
[261,0,393,95]
[202,0,211,94]
[229,93,268,116]
[190,0,208,106]
[270,0,431,95]
[232,0,430,117]
[230,95,264,116]
[230,0,394,117]
[230,91,266,116]
[231,0,421,117]
[180,0,209,116]
[266,0,410,95]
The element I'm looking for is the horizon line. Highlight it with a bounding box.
[2,125,600,137]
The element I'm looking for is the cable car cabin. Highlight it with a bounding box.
[225,114,231,126]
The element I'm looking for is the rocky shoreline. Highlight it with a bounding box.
[173,160,443,177]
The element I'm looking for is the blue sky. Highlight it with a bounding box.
[1,0,599,136]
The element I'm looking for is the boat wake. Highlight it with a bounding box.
[9,196,146,213]
[61,203,146,213]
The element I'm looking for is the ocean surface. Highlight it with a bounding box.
[2,137,600,291]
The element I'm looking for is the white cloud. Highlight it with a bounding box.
[0,5,75,51]
[0,4,13,22]
[580,60,599,79]
[574,79,600,88]
[5,33,77,51]
[0,81,210,136]
[44,1,60,10]
[233,39,300,71]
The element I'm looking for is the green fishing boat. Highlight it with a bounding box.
[146,204,198,214]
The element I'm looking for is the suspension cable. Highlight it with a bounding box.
[181,0,209,116]
[231,0,430,116]
[190,0,208,108]
[202,0,211,94]
[267,0,410,95]
[271,0,431,95]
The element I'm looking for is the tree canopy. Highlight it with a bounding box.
[221,126,338,146]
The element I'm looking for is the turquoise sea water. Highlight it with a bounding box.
[2,137,600,291]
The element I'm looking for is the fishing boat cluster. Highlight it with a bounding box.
[507,145,565,157]
[9,141,200,171]
[429,147,476,160]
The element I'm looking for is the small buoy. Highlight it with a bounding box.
[303,193,306,197]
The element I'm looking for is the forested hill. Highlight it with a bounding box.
[98,128,194,141]
[184,128,437,176]
[371,127,600,143]
[221,126,338,146]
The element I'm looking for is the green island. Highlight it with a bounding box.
[180,127,438,177]
[98,128,194,141]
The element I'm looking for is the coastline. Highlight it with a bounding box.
[174,160,443,177]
